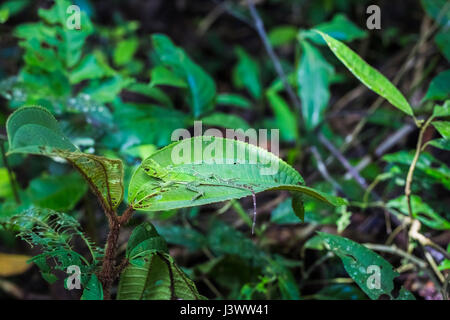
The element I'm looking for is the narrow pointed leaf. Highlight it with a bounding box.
[316,31,414,117]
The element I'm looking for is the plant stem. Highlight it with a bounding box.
[404,116,433,219]
[99,217,120,300]
[98,205,135,299]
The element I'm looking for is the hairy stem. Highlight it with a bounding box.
[98,205,134,299]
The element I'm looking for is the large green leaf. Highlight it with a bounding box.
[117,222,203,300]
[318,232,415,300]
[128,136,346,218]
[297,39,334,130]
[151,34,216,118]
[6,106,124,211]
[317,31,414,117]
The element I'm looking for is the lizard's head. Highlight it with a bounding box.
[142,159,168,178]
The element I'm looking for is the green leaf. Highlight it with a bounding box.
[201,113,250,130]
[423,70,450,101]
[149,65,188,88]
[266,90,299,141]
[112,102,191,147]
[70,53,115,84]
[301,14,367,44]
[216,93,252,109]
[421,0,450,27]
[0,0,29,17]
[118,252,204,300]
[270,198,302,224]
[433,121,450,139]
[268,25,298,47]
[81,274,103,300]
[207,220,267,266]
[83,75,133,103]
[118,222,203,300]
[0,8,9,23]
[317,31,414,117]
[113,38,139,66]
[433,100,450,117]
[151,34,216,118]
[156,224,206,252]
[27,172,88,211]
[128,136,346,214]
[233,47,262,100]
[126,222,168,260]
[297,40,334,131]
[435,30,450,61]
[38,0,93,68]
[317,232,415,300]
[387,195,450,230]
[429,138,450,150]
[6,106,124,211]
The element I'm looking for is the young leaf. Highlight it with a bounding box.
[6,106,124,211]
[316,31,414,117]
[128,136,346,217]
[317,232,415,300]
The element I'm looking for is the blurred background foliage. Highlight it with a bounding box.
[0,0,449,300]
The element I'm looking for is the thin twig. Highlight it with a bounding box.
[405,116,434,219]
[318,132,368,189]
[363,243,427,269]
[310,146,344,194]
[245,0,302,115]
